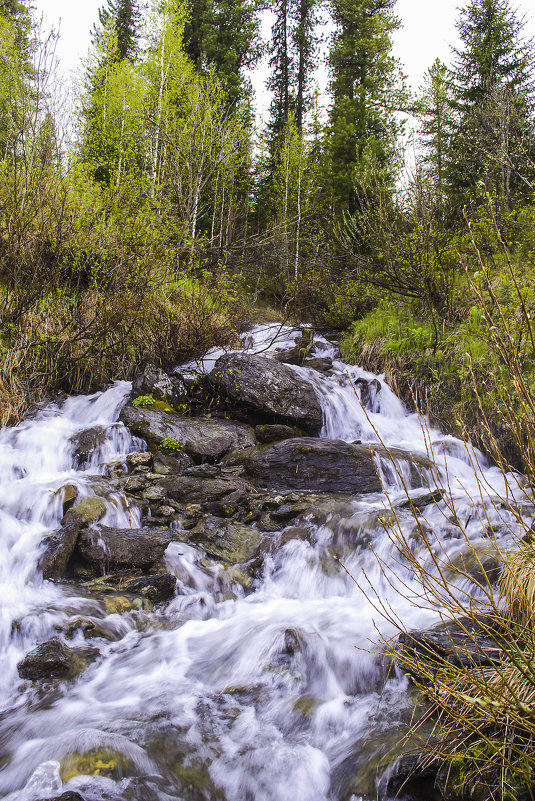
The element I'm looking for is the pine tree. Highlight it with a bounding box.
[291,0,319,131]
[327,0,405,214]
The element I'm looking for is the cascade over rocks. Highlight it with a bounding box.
[119,405,255,460]
[209,353,323,431]
[69,426,108,468]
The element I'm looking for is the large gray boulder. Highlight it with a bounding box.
[210,353,323,431]
[77,526,173,573]
[223,438,382,493]
[132,363,187,406]
[223,438,431,494]
[119,405,255,460]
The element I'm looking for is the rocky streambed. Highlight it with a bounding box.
[0,325,526,801]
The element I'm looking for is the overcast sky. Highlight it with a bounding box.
[35,0,535,107]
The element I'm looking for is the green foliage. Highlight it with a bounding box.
[132,394,155,407]
[160,436,183,451]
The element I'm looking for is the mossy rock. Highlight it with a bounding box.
[104,595,131,615]
[60,748,130,782]
[293,694,318,717]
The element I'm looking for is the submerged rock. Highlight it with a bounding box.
[119,405,255,460]
[18,637,83,681]
[124,572,177,602]
[210,353,323,431]
[77,526,173,573]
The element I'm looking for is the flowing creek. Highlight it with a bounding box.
[0,324,528,801]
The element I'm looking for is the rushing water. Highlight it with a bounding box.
[0,325,528,801]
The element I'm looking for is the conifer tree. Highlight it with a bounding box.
[326,0,405,214]
[449,0,535,206]
[93,0,142,63]
[416,59,456,206]
[183,0,261,104]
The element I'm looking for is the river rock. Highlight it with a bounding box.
[223,438,383,493]
[39,522,80,582]
[18,637,82,680]
[127,451,152,468]
[255,424,303,443]
[159,475,247,505]
[76,526,173,573]
[355,377,382,410]
[153,450,191,475]
[189,516,262,564]
[64,496,108,526]
[119,405,255,460]
[303,357,333,373]
[39,793,85,801]
[69,425,108,468]
[124,572,177,602]
[273,345,302,365]
[210,353,323,431]
[132,363,187,406]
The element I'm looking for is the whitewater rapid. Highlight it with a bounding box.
[0,324,526,801]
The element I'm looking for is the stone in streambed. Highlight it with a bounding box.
[223,438,383,493]
[124,572,177,601]
[255,424,303,443]
[119,405,255,460]
[132,363,187,406]
[189,516,262,564]
[39,496,108,581]
[69,425,108,468]
[76,526,172,573]
[38,793,86,801]
[18,637,83,681]
[159,475,248,505]
[210,353,323,431]
[303,357,333,373]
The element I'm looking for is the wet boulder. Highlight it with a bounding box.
[76,526,173,573]
[39,523,81,582]
[119,405,255,460]
[223,438,383,493]
[18,637,82,681]
[39,496,108,581]
[210,353,323,431]
[124,572,177,602]
[189,516,262,564]
[355,377,382,410]
[69,425,108,468]
[132,363,187,406]
[159,475,248,506]
[303,357,333,373]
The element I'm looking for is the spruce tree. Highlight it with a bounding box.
[327,0,405,214]
[416,59,456,207]
[449,0,535,206]
[183,0,261,104]
[93,0,142,62]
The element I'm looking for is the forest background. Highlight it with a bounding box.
[1,0,535,465]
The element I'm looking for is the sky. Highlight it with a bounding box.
[35,0,535,108]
